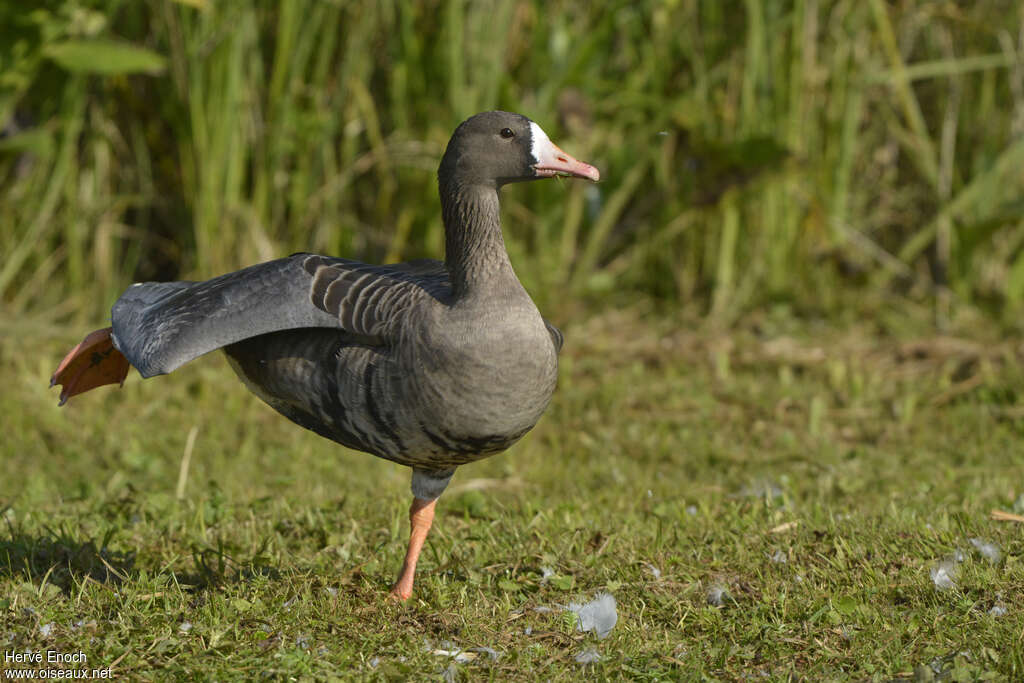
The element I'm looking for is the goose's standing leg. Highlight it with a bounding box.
[390,468,454,601]
[390,497,436,600]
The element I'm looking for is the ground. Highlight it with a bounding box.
[2,305,1023,680]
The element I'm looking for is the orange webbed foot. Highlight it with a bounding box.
[51,327,131,406]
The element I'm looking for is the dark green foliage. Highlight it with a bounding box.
[3,1,1024,322]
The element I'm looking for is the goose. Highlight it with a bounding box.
[51,111,600,600]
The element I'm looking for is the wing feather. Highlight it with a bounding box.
[545,321,564,353]
[112,256,341,376]
[111,254,451,378]
[302,256,450,339]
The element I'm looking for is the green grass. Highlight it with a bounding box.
[3,307,1024,679]
[5,0,1024,679]
[4,1,1024,323]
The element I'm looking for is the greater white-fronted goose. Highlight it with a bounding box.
[51,111,599,600]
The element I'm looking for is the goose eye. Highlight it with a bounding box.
[500,128,515,139]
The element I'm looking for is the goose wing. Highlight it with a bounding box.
[112,254,451,377]
[303,255,450,339]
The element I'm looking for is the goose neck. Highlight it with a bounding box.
[441,181,518,299]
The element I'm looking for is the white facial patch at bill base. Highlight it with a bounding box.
[529,121,556,165]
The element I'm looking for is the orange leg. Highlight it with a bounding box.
[390,497,437,601]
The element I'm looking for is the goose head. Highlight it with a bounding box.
[439,111,600,189]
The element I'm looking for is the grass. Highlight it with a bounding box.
[3,304,1024,679]
[4,1,1024,323]
[4,0,1024,679]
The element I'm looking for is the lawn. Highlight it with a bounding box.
[4,1,1024,679]
[3,304,1022,680]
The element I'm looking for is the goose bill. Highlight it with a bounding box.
[529,122,600,181]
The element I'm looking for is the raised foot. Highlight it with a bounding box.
[50,327,131,406]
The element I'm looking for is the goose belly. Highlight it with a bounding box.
[396,322,559,465]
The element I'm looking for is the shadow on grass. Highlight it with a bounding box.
[0,521,135,593]
[188,536,282,589]
[0,513,280,596]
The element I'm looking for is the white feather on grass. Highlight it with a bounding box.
[567,593,617,640]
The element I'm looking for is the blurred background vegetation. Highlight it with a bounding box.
[2,0,1024,327]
